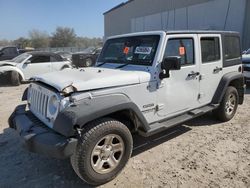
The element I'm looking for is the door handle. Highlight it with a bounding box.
[213,67,223,73]
[188,71,200,77]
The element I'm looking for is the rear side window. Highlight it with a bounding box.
[9,47,18,55]
[164,38,195,66]
[50,55,61,62]
[201,37,220,63]
[224,36,241,60]
[30,55,50,63]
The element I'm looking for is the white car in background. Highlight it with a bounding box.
[0,52,72,85]
[242,48,250,82]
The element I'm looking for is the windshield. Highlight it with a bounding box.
[98,35,160,66]
[81,47,95,53]
[56,51,72,58]
[246,49,250,55]
[11,53,30,63]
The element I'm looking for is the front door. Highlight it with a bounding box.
[198,34,223,104]
[157,34,200,118]
[19,55,52,80]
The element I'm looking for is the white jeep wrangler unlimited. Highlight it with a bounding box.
[9,31,245,185]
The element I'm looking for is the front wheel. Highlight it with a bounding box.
[213,86,239,122]
[70,118,133,186]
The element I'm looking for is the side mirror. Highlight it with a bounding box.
[24,60,31,64]
[160,56,181,79]
[0,52,3,56]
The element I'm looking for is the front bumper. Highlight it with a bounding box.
[9,104,77,159]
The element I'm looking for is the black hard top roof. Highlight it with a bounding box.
[166,30,239,35]
[27,51,59,56]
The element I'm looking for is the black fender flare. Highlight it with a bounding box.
[53,94,149,137]
[212,72,245,104]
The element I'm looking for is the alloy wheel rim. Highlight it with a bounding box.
[225,94,236,116]
[91,134,124,174]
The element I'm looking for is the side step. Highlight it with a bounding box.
[138,105,218,137]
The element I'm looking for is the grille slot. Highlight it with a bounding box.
[29,86,49,118]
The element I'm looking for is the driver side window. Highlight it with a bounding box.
[30,55,50,63]
[164,38,195,66]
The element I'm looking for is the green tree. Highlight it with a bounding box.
[29,29,50,48]
[50,27,77,47]
[13,37,32,49]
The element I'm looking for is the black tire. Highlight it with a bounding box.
[70,118,133,186]
[84,58,93,67]
[10,71,21,86]
[8,111,15,129]
[213,86,239,122]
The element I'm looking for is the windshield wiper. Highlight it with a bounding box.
[115,63,131,69]
[97,62,107,67]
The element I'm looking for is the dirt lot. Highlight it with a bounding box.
[0,84,250,188]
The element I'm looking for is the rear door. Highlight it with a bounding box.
[21,55,52,79]
[198,34,223,104]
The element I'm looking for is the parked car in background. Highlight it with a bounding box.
[242,48,250,56]
[0,46,19,61]
[55,51,72,62]
[72,47,102,67]
[242,50,250,82]
[18,47,35,54]
[0,51,72,86]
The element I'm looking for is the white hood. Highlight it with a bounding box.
[32,67,151,92]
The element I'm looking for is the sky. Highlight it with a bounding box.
[0,0,125,40]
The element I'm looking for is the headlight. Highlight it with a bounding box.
[48,95,59,116]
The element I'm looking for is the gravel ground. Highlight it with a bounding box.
[0,84,250,188]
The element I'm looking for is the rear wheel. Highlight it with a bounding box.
[10,71,21,86]
[70,118,133,186]
[85,58,93,67]
[213,86,239,122]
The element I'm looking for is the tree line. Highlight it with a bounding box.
[0,27,102,49]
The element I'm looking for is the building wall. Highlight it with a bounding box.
[104,0,210,37]
[243,0,250,49]
[104,0,250,49]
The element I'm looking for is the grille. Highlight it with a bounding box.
[29,86,49,118]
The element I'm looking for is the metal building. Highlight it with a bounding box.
[104,0,250,49]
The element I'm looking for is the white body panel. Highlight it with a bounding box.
[18,61,52,80]
[33,67,151,92]
[198,34,223,104]
[0,55,70,81]
[156,34,200,118]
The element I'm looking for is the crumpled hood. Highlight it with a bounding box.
[32,67,151,92]
[0,61,17,67]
